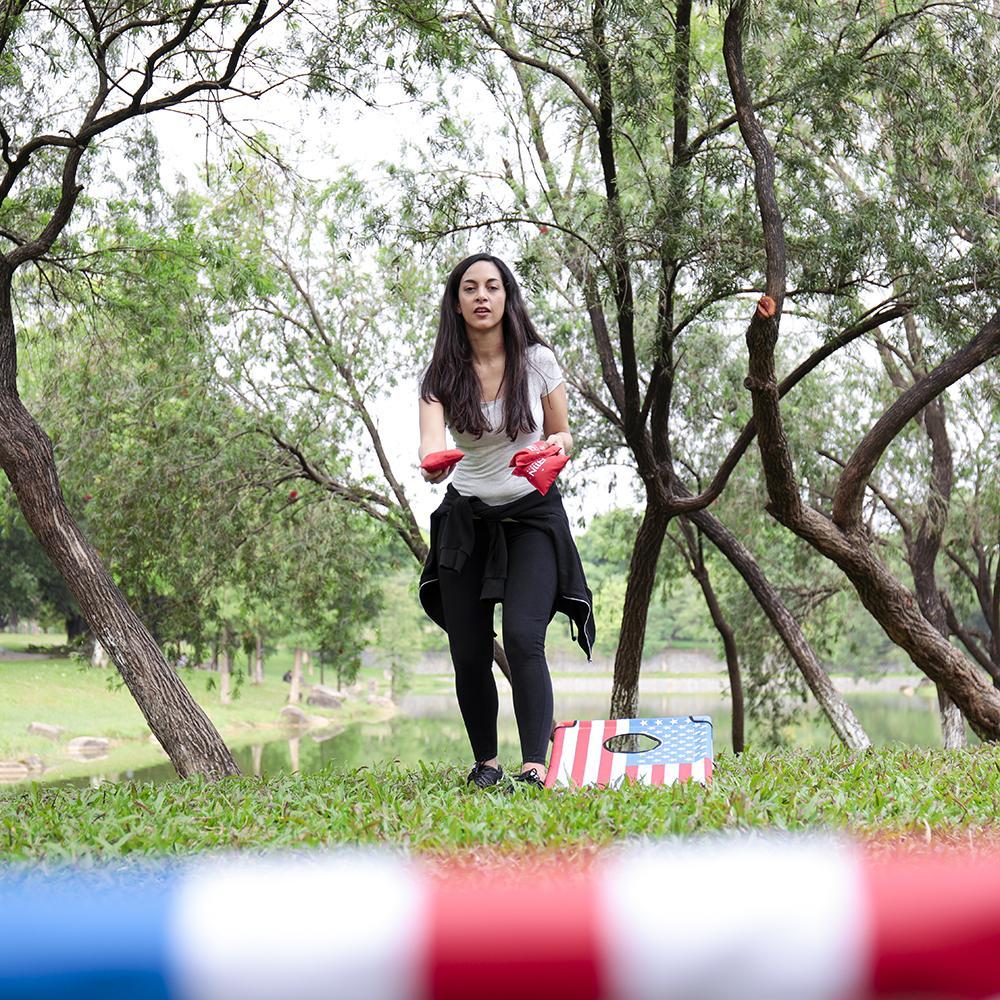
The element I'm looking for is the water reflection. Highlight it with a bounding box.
[47,688,962,787]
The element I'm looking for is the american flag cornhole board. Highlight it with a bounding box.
[545,716,713,789]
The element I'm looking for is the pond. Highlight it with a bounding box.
[55,688,962,787]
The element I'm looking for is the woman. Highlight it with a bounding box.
[417,253,595,790]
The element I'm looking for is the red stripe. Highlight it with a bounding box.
[425,867,604,1000]
[704,757,713,783]
[545,725,569,788]
[650,764,666,785]
[570,721,591,787]
[865,850,1000,997]
[595,720,618,788]
[625,764,640,786]
[678,762,692,783]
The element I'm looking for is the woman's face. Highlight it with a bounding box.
[455,260,506,334]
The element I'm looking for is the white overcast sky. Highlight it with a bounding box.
[151,77,642,530]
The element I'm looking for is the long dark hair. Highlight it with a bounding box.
[419,254,551,440]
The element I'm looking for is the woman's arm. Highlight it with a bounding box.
[418,396,457,483]
[541,383,573,456]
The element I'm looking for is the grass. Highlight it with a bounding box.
[2,747,998,863]
[0,632,68,653]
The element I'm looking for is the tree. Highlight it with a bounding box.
[366,0,899,746]
[193,160,524,684]
[722,0,1000,740]
[0,513,88,639]
[0,1,299,778]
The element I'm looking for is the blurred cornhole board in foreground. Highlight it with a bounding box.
[545,716,713,789]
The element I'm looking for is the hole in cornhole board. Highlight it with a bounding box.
[603,732,662,755]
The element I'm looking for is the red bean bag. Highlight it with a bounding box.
[509,440,560,468]
[510,442,569,495]
[420,449,465,473]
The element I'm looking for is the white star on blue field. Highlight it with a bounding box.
[611,716,713,765]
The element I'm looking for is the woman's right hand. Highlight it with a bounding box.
[420,462,457,484]
[419,396,455,485]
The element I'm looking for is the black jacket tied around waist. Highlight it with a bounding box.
[418,483,596,661]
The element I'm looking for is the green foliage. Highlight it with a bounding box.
[2,748,999,860]
[13,186,393,659]
[358,0,1000,703]
[0,508,79,633]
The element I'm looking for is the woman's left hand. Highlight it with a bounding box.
[545,432,571,456]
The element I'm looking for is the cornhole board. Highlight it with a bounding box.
[545,716,713,789]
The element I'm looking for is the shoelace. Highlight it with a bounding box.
[514,768,544,787]
[468,761,503,788]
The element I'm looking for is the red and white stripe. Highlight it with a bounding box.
[546,719,711,788]
[6,839,1000,998]
[159,839,1000,999]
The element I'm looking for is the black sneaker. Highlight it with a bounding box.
[466,760,504,789]
[510,767,546,789]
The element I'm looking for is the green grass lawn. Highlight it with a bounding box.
[2,747,998,863]
[0,632,393,781]
[0,632,67,653]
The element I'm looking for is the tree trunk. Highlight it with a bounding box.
[937,689,965,748]
[610,501,670,719]
[254,632,264,684]
[689,506,872,750]
[220,627,233,707]
[289,646,302,704]
[0,283,238,779]
[721,7,1000,741]
[787,506,1000,740]
[65,611,89,643]
[681,519,745,752]
[892,316,967,749]
[90,639,109,669]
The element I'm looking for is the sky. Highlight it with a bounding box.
[151,72,643,531]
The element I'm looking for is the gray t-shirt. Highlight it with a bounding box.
[447,343,565,506]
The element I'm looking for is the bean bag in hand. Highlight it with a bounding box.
[510,442,569,496]
[420,449,465,473]
[509,440,560,468]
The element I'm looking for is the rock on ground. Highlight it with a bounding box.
[279,705,310,726]
[0,761,30,783]
[67,736,111,761]
[27,722,64,740]
[306,685,346,708]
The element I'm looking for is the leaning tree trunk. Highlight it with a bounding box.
[610,501,670,719]
[289,646,303,704]
[793,509,1000,739]
[723,1,1000,742]
[706,582,745,754]
[0,281,238,779]
[680,519,745,753]
[910,394,965,747]
[689,507,872,750]
[883,312,966,748]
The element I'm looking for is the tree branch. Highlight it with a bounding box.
[666,301,909,514]
[831,307,1000,530]
[462,1,601,125]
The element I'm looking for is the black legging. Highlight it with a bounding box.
[438,517,557,765]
